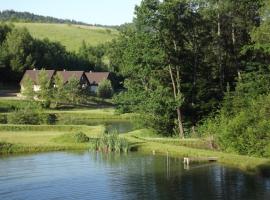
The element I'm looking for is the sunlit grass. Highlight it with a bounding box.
[14,22,118,52]
[123,129,270,173]
[0,125,105,154]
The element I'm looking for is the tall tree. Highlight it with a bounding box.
[37,69,52,108]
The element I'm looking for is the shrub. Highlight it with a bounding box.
[0,142,14,153]
[53,132,89,143]
[199,95,270,157]
[74,132,90,143]
[0,100,40,112]
[0,114,7,124]
[39,113,57,125]
[7,108,40,125]
[97,80,113,98]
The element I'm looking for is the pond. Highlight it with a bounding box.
[75,120,135,133]
[0,152,269,200]
[98,120,134,133]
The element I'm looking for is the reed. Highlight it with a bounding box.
[92,130,129,153]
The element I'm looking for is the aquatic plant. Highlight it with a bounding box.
[93,130,129,153]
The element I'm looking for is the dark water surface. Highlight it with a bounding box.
[0,152,269,200]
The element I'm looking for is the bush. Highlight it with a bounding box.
[74,132,89,143]
[53,132,90,143]
[7,108,40,125]
[97,80,113,98]
[39,113,57,125]
[0,114,7,124]
[0,100,40,112]
[199,95,270,157]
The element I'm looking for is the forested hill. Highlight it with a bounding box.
[0,10,118,29]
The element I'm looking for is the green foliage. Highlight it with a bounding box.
[199,71,270,157]
[97,79,113,98]
[39,113,57,125]
[64,76,82,103]
[37,69,52,107]
[53,132,90,143]
[0,24,94,84]
[0,114,7,124]
[21,75,35,100]
[7,107,40,125]
[2,27,33,72]
[6,104,57,125]
[74,132,90,143]
[78,42,107,70]
[0,142,14,154]
[93,131,129,153]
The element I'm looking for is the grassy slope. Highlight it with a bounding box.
[14,22,118,52]
[123,129,270,173]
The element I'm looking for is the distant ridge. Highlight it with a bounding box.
[0,10,119,29]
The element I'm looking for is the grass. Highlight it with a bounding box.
[123,129,270,174]
[1,98,269,174]
[0,125,105,154]
[0,124,104,133]
[14,22,118,52]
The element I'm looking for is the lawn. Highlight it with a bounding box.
[14,22,118,52]
[0,125,105,154]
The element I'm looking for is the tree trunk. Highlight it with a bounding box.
[168,64,184,139]
[217,1,224,92]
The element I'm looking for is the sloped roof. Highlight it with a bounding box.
[20,69,55,84]
[85,72,110,85]
[57,71,85,83]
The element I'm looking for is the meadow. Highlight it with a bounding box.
[14,22,118,52]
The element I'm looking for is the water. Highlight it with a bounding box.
[104,120,134,133]
[61,120,135,133]
[0,152,269,200]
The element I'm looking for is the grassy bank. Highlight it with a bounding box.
[0,126,269,174]
[123,129,270,174]
[1,99,269,174]
[0,125,104,154]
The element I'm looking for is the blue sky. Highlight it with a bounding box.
[0,0,142,25]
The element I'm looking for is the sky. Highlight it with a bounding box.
[0,0,142,25]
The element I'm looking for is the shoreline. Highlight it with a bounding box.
[1,130,269,175]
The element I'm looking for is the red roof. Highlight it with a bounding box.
[20,69,55,84]
[85,72,110,85]
[57,71,85,83]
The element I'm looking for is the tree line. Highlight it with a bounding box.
[0,10,119,29]
[108,0,270,157]
[0,23,116,85]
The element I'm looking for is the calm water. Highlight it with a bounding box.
[63,120,135,133]
[0,152,269,200]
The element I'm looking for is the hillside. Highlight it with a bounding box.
[0,10,119,29]
[14,22,118,52]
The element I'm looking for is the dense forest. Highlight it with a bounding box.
[109,0,270,157]
[0,10,119,29]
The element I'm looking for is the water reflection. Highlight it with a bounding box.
[0,152,269,200]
